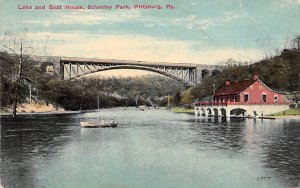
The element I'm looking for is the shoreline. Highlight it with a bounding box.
[0,110,83,117]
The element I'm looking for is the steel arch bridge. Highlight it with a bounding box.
[60,57,224,86]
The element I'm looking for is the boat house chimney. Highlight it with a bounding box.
[252,74,259,80]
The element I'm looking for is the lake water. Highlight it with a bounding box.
[1,108,299,188]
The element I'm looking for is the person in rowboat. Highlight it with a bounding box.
[101,118,105,125]
[110,118,115,125]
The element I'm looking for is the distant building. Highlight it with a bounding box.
[194,75,289,117]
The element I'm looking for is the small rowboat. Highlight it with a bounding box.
[80,121,118,128]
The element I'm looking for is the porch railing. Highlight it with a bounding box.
[193,101,288,106]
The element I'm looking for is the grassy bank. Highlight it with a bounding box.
[171,107,194,114]
[271,109,300,116]
[0,102,65,113]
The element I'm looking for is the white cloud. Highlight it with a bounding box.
[186,23,193,30]
[27,32,262,65]
[280,0,300,5]
[23,8,239,32]
[25,10,141,26]
[144,23,154,28]
[171,13,239,31]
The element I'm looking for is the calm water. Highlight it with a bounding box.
[1,108,300,188]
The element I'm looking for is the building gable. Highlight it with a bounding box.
[241,79,285,103]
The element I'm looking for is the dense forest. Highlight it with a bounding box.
[1,37,299,113]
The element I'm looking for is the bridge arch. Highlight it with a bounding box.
[62,64,195,86]
[61,64,196,87]
[201,69,210,78]
[211,69,221,77]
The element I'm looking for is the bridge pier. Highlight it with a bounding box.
[195,66,203,84]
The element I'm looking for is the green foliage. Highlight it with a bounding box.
[96,76,184,100]
[173,92,181,106]
[191,77,216,100]
[0,52,37,107]
[0,53,16,107]
[180,88,194,105]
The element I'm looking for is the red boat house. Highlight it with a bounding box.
[194,75,289,117]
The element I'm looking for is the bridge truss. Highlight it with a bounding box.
[60,58,200,86]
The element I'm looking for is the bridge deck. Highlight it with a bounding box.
[60,57,198,68]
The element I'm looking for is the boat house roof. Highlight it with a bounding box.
[214,79,255,96]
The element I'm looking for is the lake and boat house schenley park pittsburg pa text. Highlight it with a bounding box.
[17,4,176,10]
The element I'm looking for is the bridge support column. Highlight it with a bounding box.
[60,61,64,80]
[195,66,203,84]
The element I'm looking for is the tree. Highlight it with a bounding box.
[173,92,181,106]
[0,29,37,117]
[0,52,17,107]
[256,37,274,59]
[180,88,194,106]
[292,36,300,52]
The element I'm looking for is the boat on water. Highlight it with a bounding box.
[80,121,118,128]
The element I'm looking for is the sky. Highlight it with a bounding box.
[0,0,300,76]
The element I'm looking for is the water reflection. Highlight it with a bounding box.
[1,114,78,188]
[260,120,300,187]
[189,118,248,153]
[189,117,300,187]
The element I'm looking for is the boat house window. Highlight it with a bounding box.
[235,95,240,102]
[244,94,249,102]
[274,96,278,102]
[262,94,267,102]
